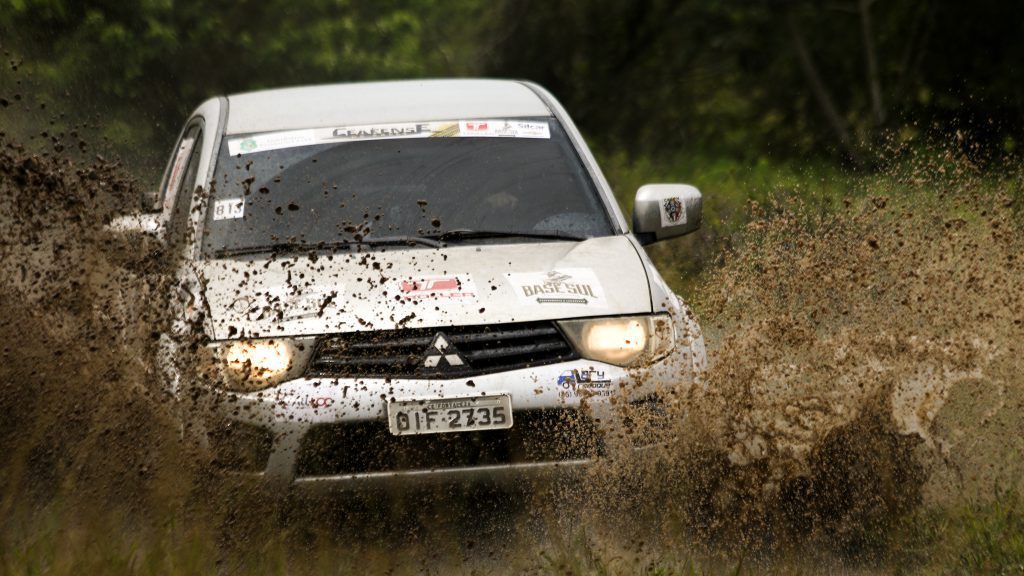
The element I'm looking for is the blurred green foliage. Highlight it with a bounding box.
[2,0,1022,167]
[0,0,1020,286]
[0,0,486,173]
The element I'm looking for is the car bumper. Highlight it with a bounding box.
[203,357,693,488]
[289,459,592,494]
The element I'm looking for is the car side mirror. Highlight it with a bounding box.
[632,184,702,245]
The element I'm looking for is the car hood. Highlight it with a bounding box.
[198,235,652,339]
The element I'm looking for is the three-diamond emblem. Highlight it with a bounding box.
[423,333,466,368]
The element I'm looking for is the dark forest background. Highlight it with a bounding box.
[2,0,1022,280]
[4,0,1022,164]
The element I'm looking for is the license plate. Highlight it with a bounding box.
[387,394,513,436]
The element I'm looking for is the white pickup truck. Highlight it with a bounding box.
[113,79,706,491]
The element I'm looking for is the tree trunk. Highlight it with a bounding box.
[785,9,863,166]
[859,0,885,125]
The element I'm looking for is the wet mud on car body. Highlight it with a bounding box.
[110,79,707,491]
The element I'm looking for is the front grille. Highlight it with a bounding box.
[295,409,602,477]
[305,321,577,379]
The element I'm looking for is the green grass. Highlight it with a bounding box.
[5,494,1021,575]
[885,490,1024,575]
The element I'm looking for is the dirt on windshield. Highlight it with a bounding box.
[1,125,1022,574]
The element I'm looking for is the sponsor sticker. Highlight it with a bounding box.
[212,197,245,221]
[281,287,342,320]
[227,129,317,156]
[331,122,431,139]
[659,196,686,227]
[458,119,550,139]
[273,390,336,409]
[226,119,551,155]
[557,369,614,397]
[505,268,606,307]
[394,274,477,301]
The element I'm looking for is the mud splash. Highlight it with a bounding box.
[0,136,193,514]
[652,153,1024,555]
[2,124,1023,572]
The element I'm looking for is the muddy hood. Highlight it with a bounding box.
[199,236,652,340]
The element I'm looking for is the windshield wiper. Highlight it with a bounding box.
[214,236,442,258]
[214,242,339,258]
[362,236,444,248]
[423,229,588,243]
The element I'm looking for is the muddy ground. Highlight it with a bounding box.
[1,122,1023,574]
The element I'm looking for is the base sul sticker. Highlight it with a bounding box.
[505,268,606,307]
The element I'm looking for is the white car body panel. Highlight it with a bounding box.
[201,235,652,340]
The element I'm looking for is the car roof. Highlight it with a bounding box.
[223,79,552,135]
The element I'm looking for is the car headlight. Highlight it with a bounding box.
[558,314,675,367]
[204,337,315,391]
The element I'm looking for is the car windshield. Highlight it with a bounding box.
[202,117,613,257]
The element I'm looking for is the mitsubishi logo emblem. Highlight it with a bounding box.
[423,333,465,368]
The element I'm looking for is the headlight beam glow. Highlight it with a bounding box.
[559,314,675,367]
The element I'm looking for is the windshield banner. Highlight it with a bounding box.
[227,119,551,156]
